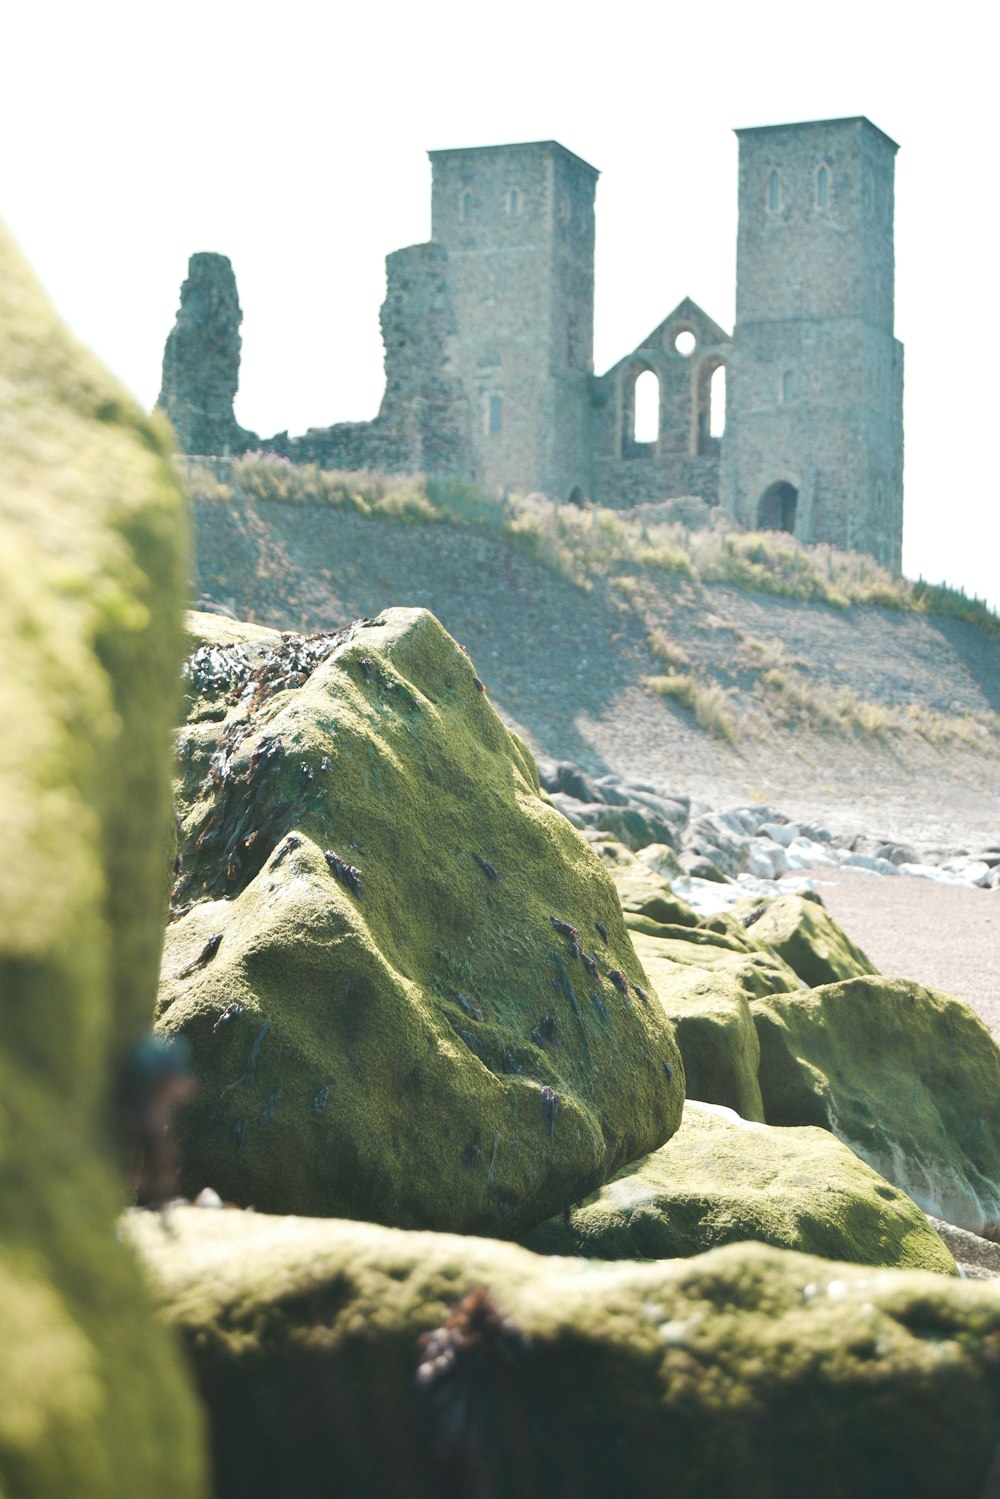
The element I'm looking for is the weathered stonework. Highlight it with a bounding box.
[719,118,904,571]
[159,118,904,569]
[158,252,258,456]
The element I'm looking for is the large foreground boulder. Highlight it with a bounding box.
[522,1100,956,1272]
[128,1207,1000,1499]
[755,976,1000,1237]
[160,610,684,1234]
[0,226,207,1495]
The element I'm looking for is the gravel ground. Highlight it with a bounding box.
[797,865,1000,1035]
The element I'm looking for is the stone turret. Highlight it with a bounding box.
[157,252,257,455]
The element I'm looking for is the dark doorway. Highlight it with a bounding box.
[757,481,798,533]
[567,485,586,506]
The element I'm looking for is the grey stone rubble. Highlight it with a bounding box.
[538,759,1000,909]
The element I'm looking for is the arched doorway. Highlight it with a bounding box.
[757,481,798,533]
[567,485,586,507]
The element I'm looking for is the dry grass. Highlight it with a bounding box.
[643,672,736,743]
[180,457,1000,647]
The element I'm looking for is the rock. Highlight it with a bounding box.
[127,1207,1000,1499]
[157,252,258,456]
[0,225,208,1496]
[632,924,801,1002]
[523,1101,957,1272]
[571,801,681,851]
[635,841,683,878]
[631,925,803,1121]
[746,839,789,878]
[679,849,731,882]
[602,849,699,927]
[724,892,877,988]
[785,834,841,869]
[636,955,765,1120]
[754,977,1000,1237]
[758,820,800,847]
[939,857,993,888]
[683,821,746,878]
[546,761,602,804]
[845,851,900,876]
[927,1217,1000,1280]
[160,610,684,1234]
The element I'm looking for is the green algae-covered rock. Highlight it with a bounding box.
[600,843,699,926]
[630,925,801,1001]
[755,976,1000,1237]
[635,943,766,1119]
[0,226,207,1497]
[714,891,877,988]
[160,609,683,1234]
[127,1206,1000,1499]
[522,1100,956,1272]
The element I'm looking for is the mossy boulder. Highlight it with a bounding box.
[714,892,876,988]
[160,609,684,1234]
[523,1100,956,1272]
[630,925,801,1001]
[635,943,766,1119]
[601,846,699,927]
[754,976,1000,1237]
[0,226,207,1496]
[128,1207,1000,1499]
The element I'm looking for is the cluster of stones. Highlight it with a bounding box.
[542,760,1000,889]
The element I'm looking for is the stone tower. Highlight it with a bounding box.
[157,253,257,456]
[428,141,598,501]
[719,117,903,569]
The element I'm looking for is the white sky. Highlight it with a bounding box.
[4,0,998,607]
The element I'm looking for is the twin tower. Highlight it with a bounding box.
[160,117,904,569]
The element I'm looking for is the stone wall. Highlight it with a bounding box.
[591,298,731,510]
[159,118,905,571]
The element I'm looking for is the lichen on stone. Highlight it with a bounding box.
[160,608,684,1234]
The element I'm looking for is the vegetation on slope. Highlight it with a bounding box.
[186,454,999,636]
[182,456,1000,749]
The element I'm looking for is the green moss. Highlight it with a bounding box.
[754,976,1000,1237]
[523,1100,956,1272]
[128,1207,1000,1499]
[161,609,683,1234]
[608,860,700,926]
[635,946,767,1120]
[722,892,877,988]
[0,225,207,1496]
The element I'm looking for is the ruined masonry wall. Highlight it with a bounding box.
[157,119,904,572]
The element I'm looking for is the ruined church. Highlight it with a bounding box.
[159,115,903,570]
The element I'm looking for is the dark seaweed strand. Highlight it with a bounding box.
[472,852,499,882]
[551,952,592,1068]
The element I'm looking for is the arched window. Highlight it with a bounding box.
[781,370,795,404]
[709,365,727,437]
[816,165,830,209]
[758,482,798,533]
[633,369,660,445]
[506,188,521,216]
[460,189,473,222]
[486,395,502,435]
[767,169,781,212]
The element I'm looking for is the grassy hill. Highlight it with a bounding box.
[184,457,1000,847]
